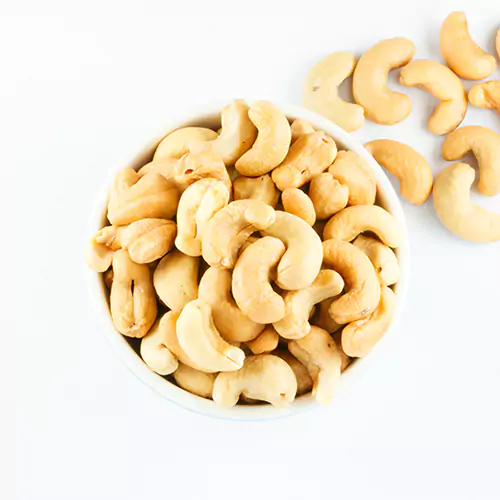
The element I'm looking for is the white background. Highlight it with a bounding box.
[6,1,500,499]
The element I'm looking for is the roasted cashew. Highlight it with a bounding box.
[261,211,323,290]
[290,119,315,143]
[110,249,157,338]
[212,354,297,407]
[311,298,342,334]
[288,326,342,406]
[323,239,381,324]
[282,188,316,226]
[323,205,402,248]
[303,51,365,132]
[247,327,280,355]
[271,132,337,190]
[308,173,349,220]
[353,38,415,125]
[202,200,276,268]
[468,81,500,116]
[233,174,279,207]
[440,12,496,81]
[364,139,433,205]
[154,127,218,160]
[442,126,500,197]
[137,157,178,180]
[173,364,216,399]
[85,226,121,272]
[399,59,468,135]
[232,237,286,324]
[275,351,313,396]
[235,101,291,176]
[433,162,500,242]
[273,270,344,340]
[140,318,178,375]
[342,286,396,357]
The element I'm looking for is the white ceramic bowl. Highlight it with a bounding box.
[86,101,410,420]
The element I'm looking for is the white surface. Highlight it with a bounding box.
[6,1,500,499]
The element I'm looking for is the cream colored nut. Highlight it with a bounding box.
[233,174,279,207]
[273,270,344,340]
[288,326,342,406]
[323,239,380,324]
[353,235,400,287]
[364,140,433,206]
[290,119,315,143]
[261,211,323,290]
[175,179,230,257]
[309,173,349,220]
[154,127,218,160]
[235,101,292,177]
[311,298,342,334]
[353,38,415,125]
[232,237,286,324]
[85,226,121,272]
[328,151,377,206]
[108,167,139,204]
[324,205,402,248]
[332,331,352,372]
[110,249,157,338]
[199,267,264,343]
[468,81,500,115]
[433,162,500,242]
[211,100,257,165]
[153,251,199,312]
[173,363,216,399]
[247,327,280,355]
[342,286,396,358]
[275,351,313,395]
[202,200,276,268]
[140,318,179,375]
[212,354,297,407]
[137,157,178,180]
[303,51,365,132]
[442,126,500,197]
[282,188,316,226]
[440,12,496,81]
[399,59,468,135]
[272,132,337,190]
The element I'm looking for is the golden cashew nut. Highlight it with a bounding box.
[468,81,500,115]
[233,174,279,207]
[282,188,317,226]
[137,157,178,180]
[290,119,315,143]
[173,364,216,399]
[303,51,365,132]
[85,226,121,272]
[308,173,349,220]
[311,298,342,334]
[353,38,416,125]
[275,351,313,396]
[140,319,178,375]
[247,327,280,355]
[154,127,218,160]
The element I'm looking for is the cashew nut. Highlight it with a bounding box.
[153,250,199,312]
[308,173,349,220]
[173,364,216,399]
[103,268,114,289]
[440,12,496,81]
[324,205,402,248]
[275,351,313,396]
[353,38,415,125]
[332,331,352,372]
[271,132,337,190]
[233,174,279,207]
[202,200,276,268]
[364,140,433,206]
[282,188,316,226]
[212,354,297,407]
[288,326,342,406]
[232,237,286,323]
[323,239,381,324]
[110,249,157,338]
[442,126,500,197]
[290,119,315,143]
[433,162,500,242]
[274,270,344,340]
[399,59,468,135]
[469,81,500,116]
[235,101,291,176]
[154,127,218,160]
[261,211,323,290]
[137,157,178,180]
[247,327,280,355]
[342,286,396,358]
[85,226,121,272]
[140,319,178,375]
[311,298,342,334]
[303,51,365,132]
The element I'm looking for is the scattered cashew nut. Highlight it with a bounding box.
[233,174,279,207]
[173,364,216,399]
[154,127,218,160]
[468,81,500,116]
[140,318,179,375]
[290,119,315,143]
[282,188,316,226]
[308,173,349,220]
[247,327,280,355]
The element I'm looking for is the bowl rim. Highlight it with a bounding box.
[85,100,410,421]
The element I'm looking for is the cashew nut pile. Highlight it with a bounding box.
[86,99,403,408]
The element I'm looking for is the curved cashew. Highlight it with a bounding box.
[290,119,315,143]
[212,354,297,407]
[323,239,381,324]
[199,267,264,343]
[232,237,286,323]
[275,351,313,396]
[233,174,279,207]
[288,326,342,406]
[247,327,280,355]
[273,270,344,340]
[110,249,157,338]
[154,127,218,160]
[175,179,230,257]
[261,211,323,290]
[153,251,199,312]
[85,226,121,272]
[137,157,178,180]
[469,81,500,115]
[442,126,500,197]
[235,101,291,176]
[202,200,276,268]
[282,188,316,226]
[440,12,496,80]
[140,318,178,375]
[308,173,349,220]
[433,162,500,242]
[364,140,433,205]
[271,132,337,190]
[342,286,396,357]
[399,59,468,135]
[353,235,400,286]
[303,51,365,132]
[353,38,415,125]
[173,364,216,399]
[311,298,342,334]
